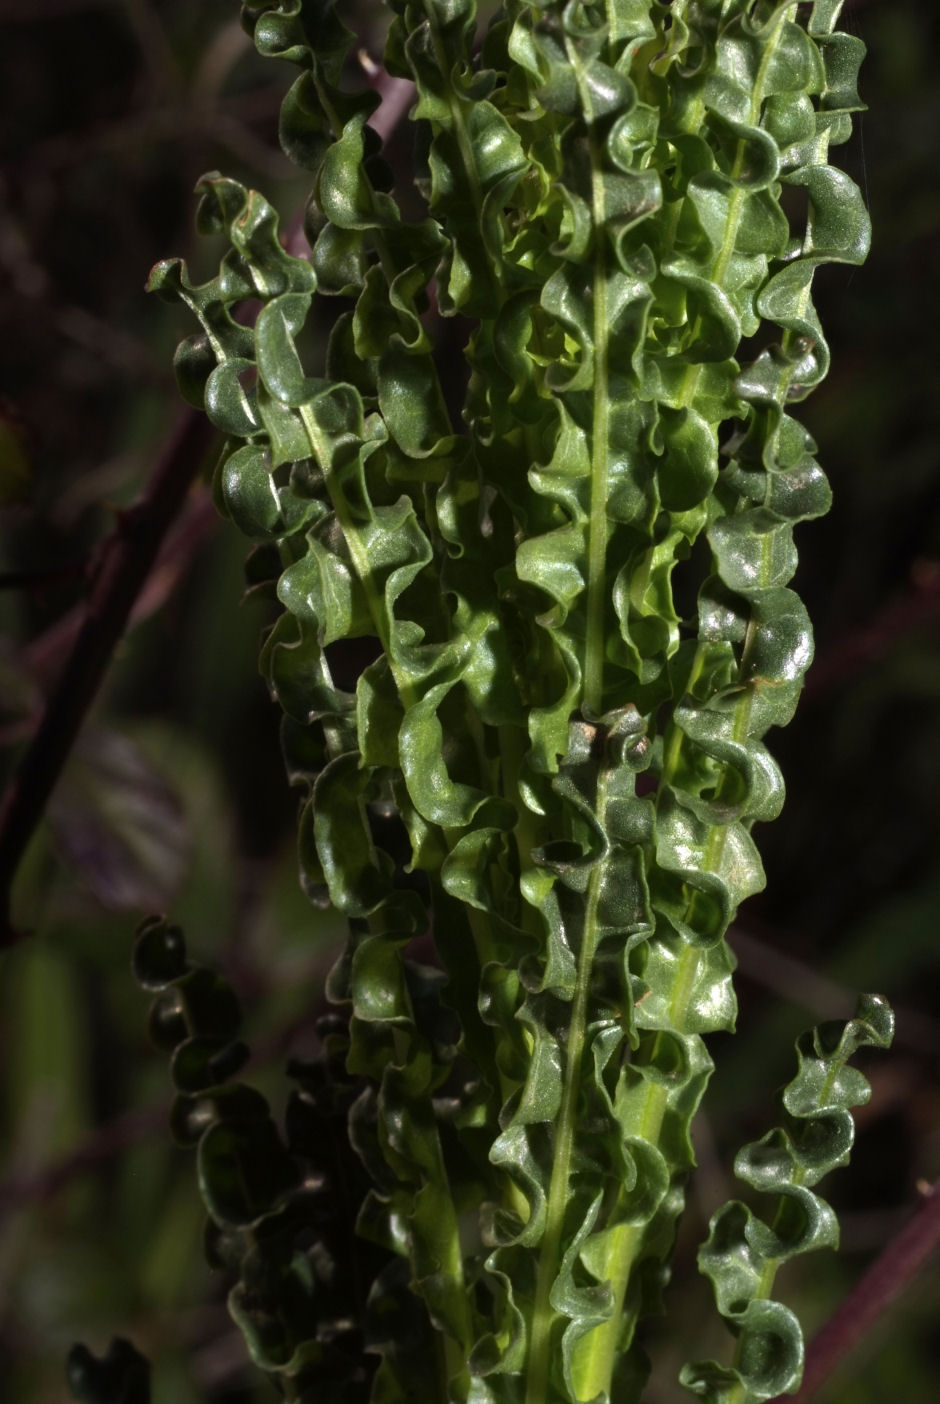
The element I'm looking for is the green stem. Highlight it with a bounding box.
[583,139,611,719]
[524,30,616,1397]
[298,406,417,713]
[677,2,797,411]
[569,956,701,1399]
[526,768,612,1404]
[499,722,546,941]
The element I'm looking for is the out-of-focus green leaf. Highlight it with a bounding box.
[4,936,89,1161]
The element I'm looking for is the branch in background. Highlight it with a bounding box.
[804,561,940,702]
[0,53,413,945]
[364,64,415,145]
[0,1104,167,1230]
[282,60,415,259]
[0,410,218,945]
[730,927,940,1057]
[0,490,219,755]
[785,1179,940,1402]
[24,488,219,685]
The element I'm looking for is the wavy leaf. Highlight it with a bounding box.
[681,995,894,1404]
[148,1,877,1400]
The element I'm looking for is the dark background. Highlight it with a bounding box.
[1,1,938,1400]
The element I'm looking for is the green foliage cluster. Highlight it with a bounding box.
[114,923,890,1404]
[124,917,386,1397]
[684,993,893,1402]
[73,0,891,1401]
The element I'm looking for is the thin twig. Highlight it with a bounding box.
[367,68,416,145]
[281,62,416,259]
[730,926,940,1056]
[120,0,183,102]
[0,410,218,945]
[24,487,219,685]
[784,1179,940,1402]
[804,564,940,702]
[0,1104,168,1229]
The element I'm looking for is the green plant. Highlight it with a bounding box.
[72,1,894,1400]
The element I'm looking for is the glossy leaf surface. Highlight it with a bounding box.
[150,1,875,1400]
[681,995,894,1403]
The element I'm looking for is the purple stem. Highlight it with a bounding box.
[0,1104,167,1227]
[0,410,216,944]
[785,1179,940,1401]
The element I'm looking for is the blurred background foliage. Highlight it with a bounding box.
[0,1,938,1401]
